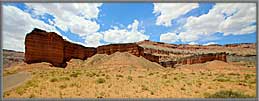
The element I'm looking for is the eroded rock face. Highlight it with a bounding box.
[25,28,229,68]
[64,41,96,61]
[177,53,227,65]
[97,43,144,57]
[25,28,96,67]
[25,28,66,67]
[160,61,176,68]
[143,53,159,63]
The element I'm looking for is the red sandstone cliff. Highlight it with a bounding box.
[25,28,96,67]
[25,28,233,68]
[25,28,66,67]
[97,43,144,57]
[64,41,96,61]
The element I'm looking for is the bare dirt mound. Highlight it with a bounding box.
[81,52,164,70]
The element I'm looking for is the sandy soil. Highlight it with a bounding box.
[3,53,256,98]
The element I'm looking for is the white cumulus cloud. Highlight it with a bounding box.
[160,32,178,43]
[84,33,104,47]
[203,42,218,46]
[102,20,149,43]
[25,3,102,38]
[178,3,256,42]
[2,5,59,52]
[153,3,199,27]
[188,42,198,45]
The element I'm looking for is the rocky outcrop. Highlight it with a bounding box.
[159,52,227,68]
[97,43,144,57]
[144,48,170,55]
[25,28,96,67]
[159,61,176,68]
[142,53,159,63]
[25,28,66,67]
[64,41,96,61]
[24,28,232,68]
[177,52,227,65]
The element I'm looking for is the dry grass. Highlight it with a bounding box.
[3,52,256,98]
[3,59,256,98]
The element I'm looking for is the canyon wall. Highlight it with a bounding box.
[64,41,96,61]
[25,28,157,67]
[25,28,229,68]
[25,28,66,67]
[25,28,96,67]
[160,53,227,68]
[142,53,160,63]
[177,52,227,65]
[96,43,144,57]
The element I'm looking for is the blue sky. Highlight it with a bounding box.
[2,3,257,52]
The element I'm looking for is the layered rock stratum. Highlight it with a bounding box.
[24,28,255,68]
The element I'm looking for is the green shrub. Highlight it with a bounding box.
[205,90,254,98]
[141,85,149,91]
[127,76,133,81]
[105,75,110,79]
[16,87,26,95]
[70,73,79,78]
[29,93,36,98]
[162,74,167,79]
[60,76,70,81]
[50,78,58,82]
[86,72,96,77]
[59,84,67,89]
[181,87,186,90]
[96,78,106,84]
[116,74,123,78]
[150,91,154,95]
[25,80,38,88]
[148,73,154,76]
[213,77,231,82]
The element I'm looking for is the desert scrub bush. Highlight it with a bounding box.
[213,77,231,82]
[205,90,255,98]
[70,83,80,88]
[138,76,144,78]
[161,74,167,79]
[148,72,154,76]
[150,91,154,95]
[105,75,110,79]
[116,74,123,78]
[29,93,36,98]
[16,87,26,95]
[141,85,149,91]
[228,73,240,76]
[59,84,67,89]
[24,80,39,88]
[127,76,133,81]
[96,78,106,84]
[244,74,255,80]
[59,76,70,81]
[86,72,96,77]
[4,92,10,97]
[50,78,58,82]
[4,70,17,76]
[70,72,80,78]
[180,87,186,91]
[96,92,105,98]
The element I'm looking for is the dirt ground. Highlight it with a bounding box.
[3,53,256,98]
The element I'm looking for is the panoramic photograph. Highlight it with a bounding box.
[2,3,257,98]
